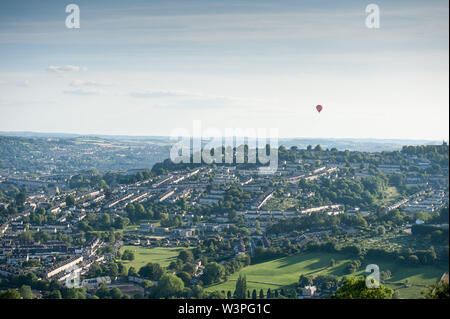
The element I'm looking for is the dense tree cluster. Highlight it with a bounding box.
[334,277,393,299]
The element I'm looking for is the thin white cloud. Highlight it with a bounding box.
[0,79,30,87]
[128,89,264,111]
[129,90,198,98]
[47,65,87,73]
[69,80,104,87]
[129,89,259,102]
[63,88,104,96]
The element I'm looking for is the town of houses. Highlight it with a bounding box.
[0,143,448,298]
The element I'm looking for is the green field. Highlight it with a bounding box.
[118,247,448,298]
[360,257,448,298]
[204,252,448,298]
[262,197,298,211]
[119,246,191,270]
[378,186,401,206]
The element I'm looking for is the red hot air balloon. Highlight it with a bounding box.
[316,105,323,113]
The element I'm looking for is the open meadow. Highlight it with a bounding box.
[118,246,192,270]
[204,252,448,298]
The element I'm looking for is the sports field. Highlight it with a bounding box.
[118,246,191,270]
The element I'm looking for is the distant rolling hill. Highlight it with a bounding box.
[0,131,444,152]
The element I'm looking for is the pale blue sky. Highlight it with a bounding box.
[0,0,448,140]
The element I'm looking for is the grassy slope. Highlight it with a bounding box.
[205,252,352,293]
[204,252,448,298]
[358,257,447,298]
[117,246,448,298]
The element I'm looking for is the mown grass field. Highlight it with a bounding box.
[358,257,447,298]
[204,252,448,298]
[118,246,191,270]
[205,252,352,293]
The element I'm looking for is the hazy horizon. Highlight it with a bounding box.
[0,130,445,144]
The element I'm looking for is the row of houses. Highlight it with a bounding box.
[238,205,344,222]
[45,255,83,279]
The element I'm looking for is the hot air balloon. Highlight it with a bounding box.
[316,105,323,113]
